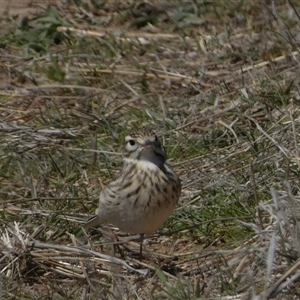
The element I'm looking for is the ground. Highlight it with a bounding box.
[1,1,300,299]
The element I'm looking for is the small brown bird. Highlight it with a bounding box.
[84,128,181,258]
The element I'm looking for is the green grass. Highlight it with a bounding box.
[1,0,300,299]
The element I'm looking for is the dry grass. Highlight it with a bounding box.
[1,1,300,299]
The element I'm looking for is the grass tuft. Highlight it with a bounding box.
[1,0,300,298]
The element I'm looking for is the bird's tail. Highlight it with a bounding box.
[83,215,101,228]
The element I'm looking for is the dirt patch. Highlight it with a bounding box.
[0,0,58,38]
[0,0,57,18]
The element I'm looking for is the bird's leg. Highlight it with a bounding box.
[139,233,144,261]
[106,222,124,258]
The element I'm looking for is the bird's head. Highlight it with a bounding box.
[124,128,166,165]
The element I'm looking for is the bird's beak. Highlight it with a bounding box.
[142,140,165,159]
[143,140,156,148]
[143,140,160,152]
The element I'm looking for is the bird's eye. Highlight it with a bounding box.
[129,139,135,146]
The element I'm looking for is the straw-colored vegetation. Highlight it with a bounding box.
[1,1,300,299]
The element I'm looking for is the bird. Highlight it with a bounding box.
[84,128,181,258]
